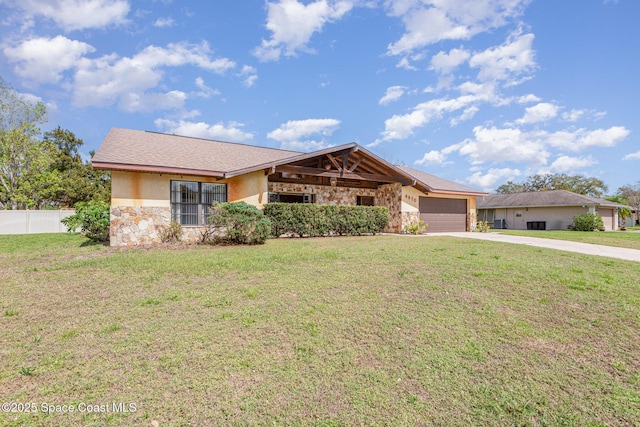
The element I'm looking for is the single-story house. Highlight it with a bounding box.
[477,190,627,231]
[92,128,486,246]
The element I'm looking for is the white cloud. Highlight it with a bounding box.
[14,0,130,31]
[238,65,258,87]
[457,126,550,166]
[430,47,470,73]
[546,126,630,151]
[624,151,640,160]
[396,57,418,71]
[541,155,596,174]
[377,93,491,142]
[379,86,407,105]
[450,106,479,126]
[385,0,530,56]
[415,150,445,166]
[253,0,354,62]
[515,102,558,124]
[469,30,536,84]
[155,119,254,142]
[561,108,607,123]
[73,42,236,110]
[517,93,541,104]
[267,118,340,151]
[562,109,585,122]
[194,77,221,99]
[466,167,521,190]
[3,36,95,84]
[119,90,187,112]
[445,125,630,167]
[154,17,175,28]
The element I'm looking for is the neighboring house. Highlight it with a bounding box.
[92,128,486,246]
[477,190,628,231]
[621,210,638,228]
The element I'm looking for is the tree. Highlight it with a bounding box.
[495,181,526,194]
[496,173,608,198]
[43,126,111,207]
[0,78,61,209]
[618,183,640,225]
[605,195,632,227]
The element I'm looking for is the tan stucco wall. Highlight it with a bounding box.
[485,206,618,231]
[111,170,269,207]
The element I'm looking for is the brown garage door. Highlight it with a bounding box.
[419,197,467,232]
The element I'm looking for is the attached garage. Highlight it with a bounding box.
[419,197,467,232]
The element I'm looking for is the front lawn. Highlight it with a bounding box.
[1,234,639,426]
[492,229,640,250]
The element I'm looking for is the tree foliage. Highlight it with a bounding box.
[44,126,111,207]
[0,78,61,209]
[618,182,640,225]
[0,78,110,209]
[605,195,632,225]
[496,173,608,198]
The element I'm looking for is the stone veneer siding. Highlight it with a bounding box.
[110,206,169,246]
[110,206,208,246]
[401,211,420,232]
[268,182,403,233]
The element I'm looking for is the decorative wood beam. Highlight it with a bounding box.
[325,154,342,171]
[348,157,362,172]
[275,164,399,183]
[341,152,349,176]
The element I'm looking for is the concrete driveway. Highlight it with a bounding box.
[428,232,640,262]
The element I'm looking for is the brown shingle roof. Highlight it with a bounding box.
[477,190,627,209]
[92,128,487,197]
[398,165,486,195]
[92,128,301,176]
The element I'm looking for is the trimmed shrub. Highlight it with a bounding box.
[476,221,491,232]
[263,203,389,237]
[61,199,110,242]
[572,213,604,231]
[404,219,428,235]
[206,201,271,245]
[160,221,183,243]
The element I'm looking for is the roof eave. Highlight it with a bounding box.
[91,161,225,178]
[429,188,489,197]
[223,142,359,179]
[478,203,598,209]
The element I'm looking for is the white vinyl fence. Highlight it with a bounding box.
[0,210,76,235]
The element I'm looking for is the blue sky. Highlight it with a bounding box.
[1,0,638,193]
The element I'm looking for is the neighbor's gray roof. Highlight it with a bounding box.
[398,165,486,195]
[477,190,627,209]
[92,128,301,177]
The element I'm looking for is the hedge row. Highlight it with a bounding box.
[263,203,389,237]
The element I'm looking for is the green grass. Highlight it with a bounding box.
[493,229,640,250]
[1,233,639,426]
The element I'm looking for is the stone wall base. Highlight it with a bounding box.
[401,211,420,232]
[110,206,170,246]
[110,206,220,246]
